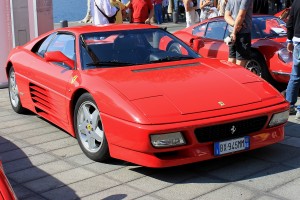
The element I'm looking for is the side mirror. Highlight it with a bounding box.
[190,38,204,52]
[44,51,75,70]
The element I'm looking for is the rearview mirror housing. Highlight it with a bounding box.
[44,51,75,70]
[190,38,204,52]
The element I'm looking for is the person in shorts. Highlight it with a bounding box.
[224,0,253,67]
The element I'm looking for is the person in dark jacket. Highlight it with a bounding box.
[285,0,293,9]
[253,0,269,14]
[286,0,300,119]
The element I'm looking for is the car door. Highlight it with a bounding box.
[193,20,229,60]
[30,33,76,125]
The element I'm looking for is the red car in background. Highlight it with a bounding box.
[173,15,292,87]
[275,8,290,23]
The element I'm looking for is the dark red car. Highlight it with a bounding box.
[174,15,292,86]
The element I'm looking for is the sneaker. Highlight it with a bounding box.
[290,106,297,115]
[296,110,300,120]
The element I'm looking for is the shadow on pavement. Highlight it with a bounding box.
[0,136,79,200]
[130,130,300,185]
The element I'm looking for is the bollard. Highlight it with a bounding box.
[60,20,68,28]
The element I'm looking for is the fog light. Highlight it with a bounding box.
[150,132,186,148]
[268,110,289,127]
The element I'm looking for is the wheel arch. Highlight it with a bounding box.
[69,88,90,137]
[249,48,276,84]
[6,61,13,79]
[250,48,268,66]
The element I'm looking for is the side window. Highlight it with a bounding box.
[36,33,56,57]
[192,23,207,37]
[47,34,75,60]
[205,21,227,40]
[251,20,262,39]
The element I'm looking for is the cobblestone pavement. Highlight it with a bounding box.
[1,87,300,200]
[1,21,300,200]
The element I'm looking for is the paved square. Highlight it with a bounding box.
[1,22,300,199]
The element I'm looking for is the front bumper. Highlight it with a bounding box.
[102,102,289,168]
[271,71,290,83]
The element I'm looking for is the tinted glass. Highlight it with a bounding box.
[80,28,200,69]
[36,33,56,57]
[192,23,207,37]
[47,34,76,60]
[205,21,227,40]
[252,16,286,39]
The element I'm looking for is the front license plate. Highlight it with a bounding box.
[214,136,250,156]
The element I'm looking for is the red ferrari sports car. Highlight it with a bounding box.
[6,24,289,168]
[173,15,292,86]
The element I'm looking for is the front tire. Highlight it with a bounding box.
[8,67,25,113]
[74,93,110,162]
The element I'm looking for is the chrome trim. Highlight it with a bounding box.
[272,71,290,76]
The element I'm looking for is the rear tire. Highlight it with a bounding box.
[246,51,275,84]
[8,67,25,113]
[74,93,110,162]
[246,52,287,92]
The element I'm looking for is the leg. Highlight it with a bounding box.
[162,6,166,22]
[236,59,247,67]
[157,4,163,24]
[286,42,300,107]
[235,33,251,67]
[228,58,236,64]
[154,4,162,24]
[228,42,236,64]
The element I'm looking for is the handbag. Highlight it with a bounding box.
[95,2,119,23]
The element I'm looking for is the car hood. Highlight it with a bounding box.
[96,59,277,116]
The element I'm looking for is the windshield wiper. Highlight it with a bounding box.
[150,56,194,63]
[86,61,135,67]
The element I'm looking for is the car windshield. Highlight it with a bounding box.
[80,28,199,69]
[252,16,287,39]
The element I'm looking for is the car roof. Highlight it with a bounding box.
[205,14,277,22]
[55,24,160,35]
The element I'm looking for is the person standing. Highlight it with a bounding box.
[200,0,217,21]
[253,0,269,14]
[183,0,198,27]
[224,0,253,67]
[162,0,170,22]
[285,0,293,8]
[91,0,119,25]
[153,0,163,24]
[286,0,300,118]
[128,0,154,24]
[275,0,283,12]
[110,0,130,23]
[218,0,228,16]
